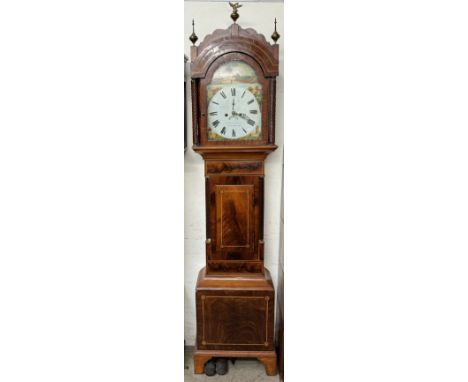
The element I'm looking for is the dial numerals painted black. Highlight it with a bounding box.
[207,85,261,140]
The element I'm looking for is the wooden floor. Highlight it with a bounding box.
[184,347,280,382]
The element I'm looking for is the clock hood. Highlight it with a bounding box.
[190,23,279,79]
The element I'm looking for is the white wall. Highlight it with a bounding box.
[184,1,284,346]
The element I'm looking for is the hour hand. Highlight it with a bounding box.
[237,112,248,120]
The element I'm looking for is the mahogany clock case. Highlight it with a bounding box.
[185,3,283,378]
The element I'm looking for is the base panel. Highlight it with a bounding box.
[196,267,275,352]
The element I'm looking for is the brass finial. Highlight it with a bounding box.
[271,18,280,43]
[189,19,198,45]
[229,2,242,23]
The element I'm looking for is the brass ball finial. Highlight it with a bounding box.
[189,19,198,45]
[271,18,280,44]
[229,2,242,23]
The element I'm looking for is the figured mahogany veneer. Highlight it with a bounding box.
[196,268,275,351]
[206,173,262,273]
[205,160,263,175]
[190,16,279,376]
[194,268,277,375]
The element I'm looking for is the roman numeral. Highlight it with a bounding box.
[220,91,227,99]
[247,119,255,126]
[250,110,258,114]
[231,88,236,96]
[232,129,236,137]
[241,90,246,98]
[247,99,254,105]
[209,111,218,116]
[212,120,220,127]
[242,128,247,133]
[212,101,219,105]
[220,126,226,135]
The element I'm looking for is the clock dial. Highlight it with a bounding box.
[206,60,263,141]
[207,85,261,140]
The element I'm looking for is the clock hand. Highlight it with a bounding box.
[229,110,240,120]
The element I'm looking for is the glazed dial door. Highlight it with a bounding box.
[206,60,263,141]
[207,86,261,140]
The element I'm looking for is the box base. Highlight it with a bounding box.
[194,267,277,375]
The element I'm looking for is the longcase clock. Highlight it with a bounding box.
[189,4,280,376]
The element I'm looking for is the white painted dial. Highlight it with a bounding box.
[207,85,261,140]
